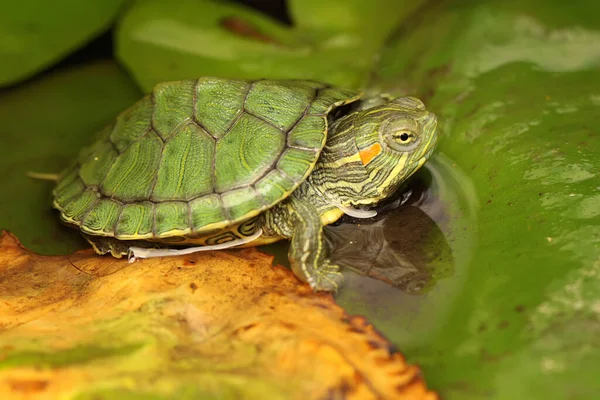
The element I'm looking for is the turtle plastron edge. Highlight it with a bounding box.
[127,229,263,263]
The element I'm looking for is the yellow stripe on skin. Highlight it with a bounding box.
[319,153,362,169]
[377,152,409,197]
[320,208,344,225]
[362,106,401,117]
[236,208,344,247]
[421,123,437,159]
[317,152,409,204]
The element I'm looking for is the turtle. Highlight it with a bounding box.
[52,77,438,292]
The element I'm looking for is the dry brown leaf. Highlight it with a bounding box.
[0,231,437,400]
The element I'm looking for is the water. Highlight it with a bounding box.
[262,153,480,346]
[335,153,479,347]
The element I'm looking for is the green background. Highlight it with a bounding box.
[1,0,598,398]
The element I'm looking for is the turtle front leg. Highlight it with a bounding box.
[264,197,343,292]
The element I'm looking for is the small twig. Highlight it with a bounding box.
[26,171,60,181]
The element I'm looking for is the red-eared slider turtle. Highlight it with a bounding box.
[53,78,438,292]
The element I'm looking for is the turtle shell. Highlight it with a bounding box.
[53,78,360,240]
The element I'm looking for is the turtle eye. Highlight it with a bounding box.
[380,116,420,152]
[384,129,420,152]
[392,131,415,144]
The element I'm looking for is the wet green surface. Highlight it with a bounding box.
[338,1,600,398]
[116,0,424,91]
[0,0,599,398]
[0,0,126,87]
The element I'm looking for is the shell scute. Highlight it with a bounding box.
[78,141,118,187]
[155,202,189,237]
[101,130,163,201]
[115,202,154,239]
[81,199,121,235]
[151,123,214,202]
[255,170,296,206]
[77,124,114,164]
[190,194,227,232]
[221,186,264,221]
[194,77,250,139]
[61,189,99,223]
[54,168,83,206]
[152,80,196,141]
[244,80,315,131]
[277,148,320,182]
[110,97,152,153]
[288,115,327,149]
[214,113,285,193]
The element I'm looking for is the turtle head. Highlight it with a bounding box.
[352,96,438,204]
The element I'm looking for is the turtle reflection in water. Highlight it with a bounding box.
[53,78,438,292]
[325,174,454,294]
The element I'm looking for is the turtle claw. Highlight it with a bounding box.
[309,261,344,292]
[127,250,137,263]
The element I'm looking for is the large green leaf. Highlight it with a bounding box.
[337,1,600,399]
[0,0,126,87]
[0,1,598,398]
[116,0,424,91]
[288,0,423,43]
[0,62,141,254]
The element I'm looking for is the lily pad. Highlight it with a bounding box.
[0,0,126,87]
[288,0,425,44]
[0,232,437,400]
[335,1,600,399]
[116,0,424,91]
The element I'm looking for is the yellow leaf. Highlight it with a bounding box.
[0,231,437,400]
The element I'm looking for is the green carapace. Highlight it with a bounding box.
[53,77,438,291]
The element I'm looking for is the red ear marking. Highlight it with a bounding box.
[359,143,382,166]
